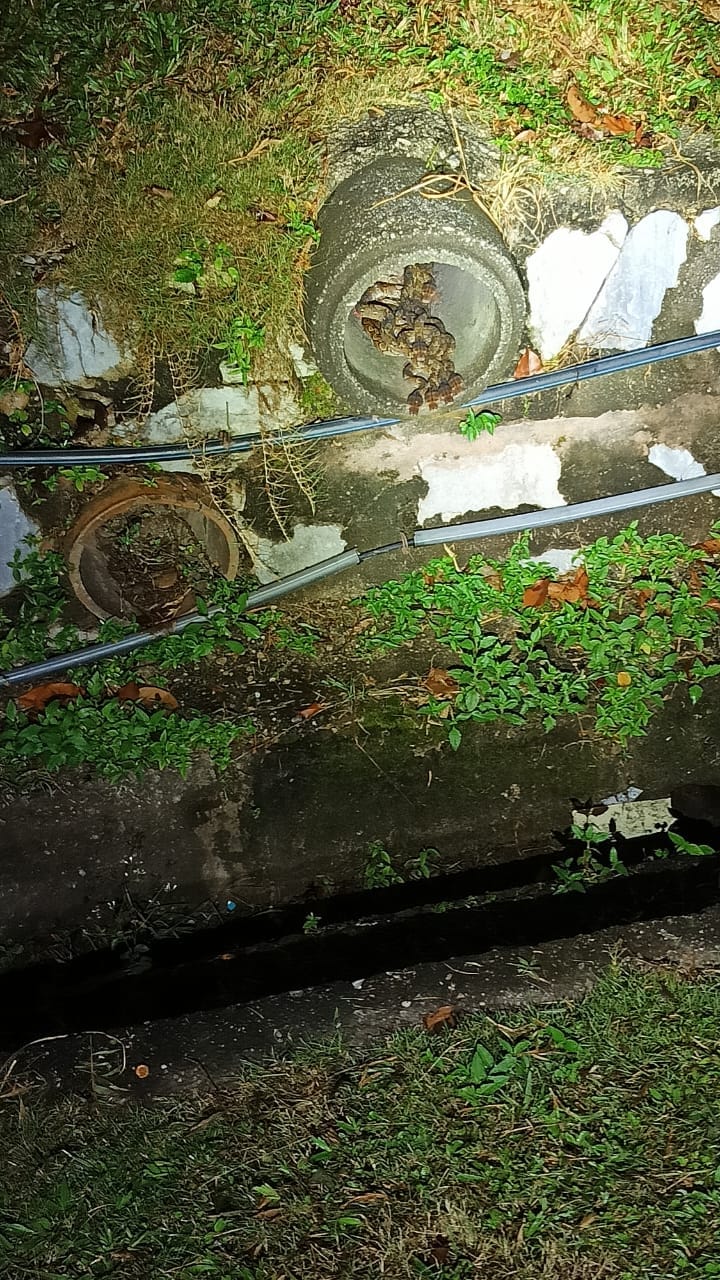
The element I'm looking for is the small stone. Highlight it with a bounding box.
[0,481,39,598]
[527,212,628,360]
[579,211,689,350]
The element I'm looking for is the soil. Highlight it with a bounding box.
[98,506,221,624]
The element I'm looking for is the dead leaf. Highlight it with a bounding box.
[144,185,174,199]
[428,1234,451,1265]
[298,701,328,720]
[689,566,703,596]
[423,1005,458,1033]
[566,84,597,124]
[523,579,550,608]
[249,205,280,223]
[599,112,635,136]
[134,1064,150,1079]
[228,137,279,165]
[0,387,30,416]
[704,598,720,611]
[514,347,543,379]
[513,127,538,144]
[116,683,179,710]
[17,682,83,714]
[579,1212,597,1230]
[423,668,460,699]
[204,190,224,208]
[255,1207,284,1221]
[344,1191,388,1206]
[617,671,632,687]
[697,538,720,554]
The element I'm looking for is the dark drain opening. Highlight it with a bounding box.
[1,829,718,1051]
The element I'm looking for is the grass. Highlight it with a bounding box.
[2,964,720,1277]
[1,0,720,371]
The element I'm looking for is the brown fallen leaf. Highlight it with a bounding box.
[204,190,224,208]
[514,347,543,378]
[697,538,720,554]
[704,598,720,611]
[513,127,538,144]
[298,701,328,720]
[228,137,279,165]
[423,668,460,699]
[343,1191,388,1206]
[566,83,597,124]
[17,682,84,714]
[255,1207,284,1221]
[689,566,703,596]
[144,185,174,199]
[428,1234,451,1265]
[0,387,30,416]
[523,579,550,608]
[423,1005,458,1033]
[116,683,179,710]
[579,1212,598,1230]
[134,1063,150,1079]
[599,112,635,136]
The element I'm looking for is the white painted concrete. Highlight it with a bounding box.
[579,211,689,350]
[246,522,346,584]
[416,442,564,524]
[694,208,720,242]
[695,270,720,344]
[0,480,39,597]
[527,212,627,360]
[648,443,720,497]
[25,289,132,386]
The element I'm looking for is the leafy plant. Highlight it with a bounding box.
[214,313,265,383]
[0,696,252,782]
[669,831,716,858]
[553,821,628,893]
[303,912,321,934]
[459,409,501,441]
[363,841,403,889]
[43,465,106,493]
[359,525,720,750]
[285,208,320,243]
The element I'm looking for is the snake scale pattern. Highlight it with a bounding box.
[355,263,464,413]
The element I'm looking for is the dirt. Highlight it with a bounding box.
[98,506,221,624]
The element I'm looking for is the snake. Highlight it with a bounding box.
[355,263,465,414]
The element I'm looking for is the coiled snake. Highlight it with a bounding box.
[356,263,464,414]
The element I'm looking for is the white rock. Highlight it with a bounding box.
[417,442,564,524]
[24,289,132,387]
[246,522,346,584]
[573,797,673,840]
[579,211,689,350]
[0,480,39,597]
[695,270,720,344]
[694,208,720,241]
[527,212,628,360]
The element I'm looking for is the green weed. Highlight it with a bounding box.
[459,409,502,441]
[360,525,720,748]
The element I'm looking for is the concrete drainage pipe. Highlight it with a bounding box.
[304,157,526,416]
